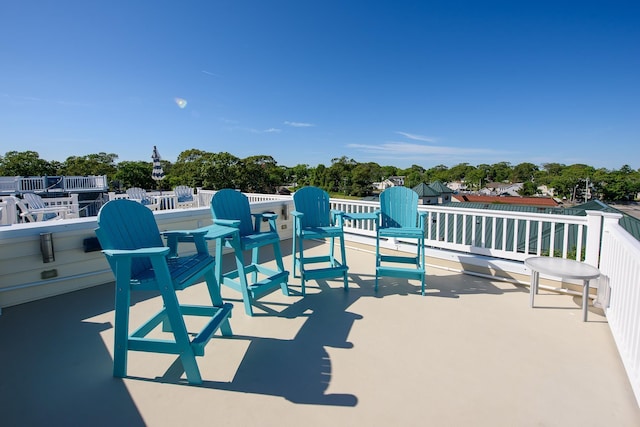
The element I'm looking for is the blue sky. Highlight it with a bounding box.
[1,1,639,170]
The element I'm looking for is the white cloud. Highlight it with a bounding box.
[395,131,438,143]
[284,121,315,127]
[347,141,507,160]
[264,128,281,133]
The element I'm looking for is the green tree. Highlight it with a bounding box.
[327,156,357,194]
[518,181,538,196]
[488,162,512,183]
[0,151,58,176]
[351,162,381,196]
[289,164,311,189]
[201,152,241,190]
[511,162,538,183]
[465,165,489,191]
[309,164,327,188]
[401,165,426,188]
[113,161,155,190]
[239,155,279,193]
[171,149,212,187]
[61,152,118,178]
[447,163,474,182]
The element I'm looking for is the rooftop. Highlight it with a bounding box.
[2,239,639,426]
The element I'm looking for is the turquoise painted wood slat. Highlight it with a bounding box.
[210,189,289,315]
[375,186,428,295]
[292,186,348,295]
[95,199,233,384]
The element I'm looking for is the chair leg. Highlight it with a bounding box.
[272,242,290,296]
[420,237,426,296]
[113,281,131,378]
[154,260,203,384]
[298,235,306,296]
[251,247,259,283]
[375,233,381,292]
[340,234,348,291]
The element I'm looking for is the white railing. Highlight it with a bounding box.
[62,176,108,192]
[0,175,109,194]
[333,199,600,264]
[598,213,640,405]
[197,190,289,209]
[36,193,80,215]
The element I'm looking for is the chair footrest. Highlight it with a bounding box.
[126,303,233,356]
[377,266,424,280]
[380,254,419,265]
[247,270,289,299]
[222,267,289,296]
[191,303,234,355]
[303,265,348,280]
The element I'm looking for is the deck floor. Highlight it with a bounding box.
[1,239,639,426]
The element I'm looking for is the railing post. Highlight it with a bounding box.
[584,211,603,267]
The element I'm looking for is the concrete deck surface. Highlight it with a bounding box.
[1,240,638,426]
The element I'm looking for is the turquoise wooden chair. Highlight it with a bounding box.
[292,186,348,295]
[375,186,428,295]
[95,199,233,384]
[210,189,289,316]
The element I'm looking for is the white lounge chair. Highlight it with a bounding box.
[125,187,160,211]
[18,193,73,222]
[173,185,197,208]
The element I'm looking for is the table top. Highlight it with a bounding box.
[195,224,240,240]
[525,256,600,280]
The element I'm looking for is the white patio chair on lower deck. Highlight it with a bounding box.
[125,187,160,211]
[18,193,74,222]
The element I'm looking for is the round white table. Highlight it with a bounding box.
[525,257,601,322]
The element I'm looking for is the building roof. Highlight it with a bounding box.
[429,181,453,194]
[453,194,559,207]
[412,182,439,197]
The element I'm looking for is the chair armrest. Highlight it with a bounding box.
[330,210,345,227]
[252,212,278,232]
[103,247,170,258]
[213,219,241,228]
[291,211,303,218]
[163,229,210,257]
[162,229,208,238]
[418,211,428,229]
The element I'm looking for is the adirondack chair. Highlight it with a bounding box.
[375,186,428,295]
[292,186,348,295]
[18,193,73,222]
[210,189,289,315]
[95,199,233,384]
[174,185,197,208]
[126,187,159,210]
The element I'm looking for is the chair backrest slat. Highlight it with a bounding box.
[380,186,419,228]
[174,185,194,202]
[96,199,164,277]
[23,192,46,209]
[211,189,254,236]
[293,186,331,228]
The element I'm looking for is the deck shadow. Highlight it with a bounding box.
[0,283,146,426]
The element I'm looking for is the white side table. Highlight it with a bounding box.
[525,257,601,322]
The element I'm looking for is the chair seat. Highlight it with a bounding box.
[300,226,344,238]
[378,227,424,239]
[239,231,280,249]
